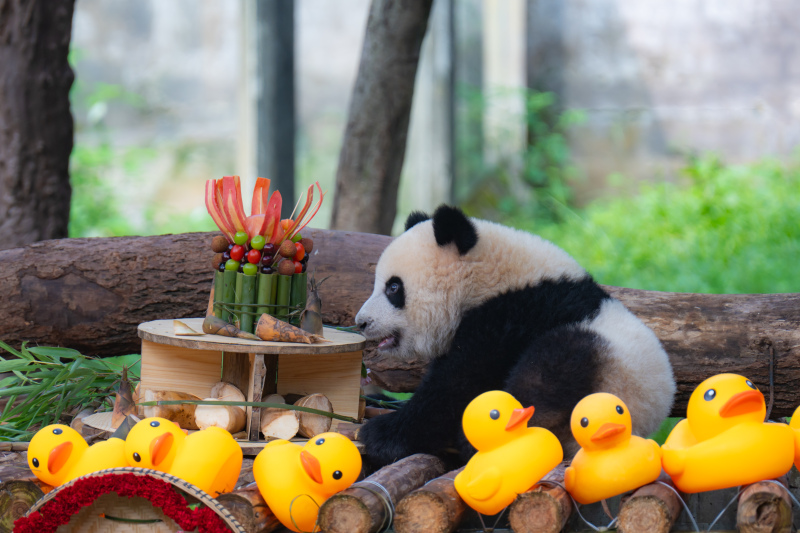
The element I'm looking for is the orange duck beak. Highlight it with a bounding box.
[719,390,763,418]
[48,441,73,475]
[506,406,535,431]
[150,432,174,467]
[300,450,323,484]
[590,423,626,443]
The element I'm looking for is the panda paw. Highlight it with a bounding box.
[359,412,412,470]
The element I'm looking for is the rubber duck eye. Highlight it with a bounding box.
[616,405,624,415]
[53,428,62,435]
[32,458,39,468]
[746,380,756,390]
[150,421,160,427]
[316,438,325,445]
[333,470,343,480]
[704,389,716,401]
[489,410,500,420]
[580,417,589,428]
[133,452,141,463]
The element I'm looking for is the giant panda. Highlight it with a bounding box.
[355,205,675,469]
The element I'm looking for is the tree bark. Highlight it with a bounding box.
[0,0,74,250]
[1,230,800,417]
[330,0,434,235]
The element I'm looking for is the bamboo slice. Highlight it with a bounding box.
[736,477,792,533]
[234,272,245,328]
[260,407,299,440]
[294,393,333,438]
[240,272,257,333]
[617,474,683,533]
[142,390,201,430]
[217,482,282,533]
[508,463,572,533]
[221,269,237,323]
[275,274,292,322]
[195,397,247,433]
[256,272,277,317]
[213,269,224,317]
[289,272,307,326]
[318,454,446,533]
[394,467,466,533]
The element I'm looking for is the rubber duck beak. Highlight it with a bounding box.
[150,432,174,467]
[719,390,763,418]
[505,406,534,431]
[590,423,626,442]
[300,450,323,484]
[48,441,73,475]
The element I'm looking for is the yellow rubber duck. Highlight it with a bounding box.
[28,424,126,487]
[253,432,362,533]
[662,373,794,493]
[454,391,563,516]
[564,393,661,504]
[124,417,243,496]
[789,405,800,468]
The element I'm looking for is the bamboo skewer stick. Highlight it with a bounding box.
[393,467,467,533]
[508,462,573,533]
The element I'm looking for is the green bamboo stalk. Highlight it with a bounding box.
[289,272,308,326]
[221,269,237,323]
[213,270,224,317]
[240,272,257,333]
[256,272,278,317]
[234,272,245,328]
[276,274,292,322]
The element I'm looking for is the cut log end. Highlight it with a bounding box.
[216,483,282,533]
[317,494,373,533]
[617,495,673,533]
[394,491,452,533]
[294,393,333,438]
[736,479,792,533]
[260,407,299,440]
[0,480,45,531]
[509,487,569,533]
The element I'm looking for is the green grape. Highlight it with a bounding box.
[225,259,241,271]
[242,262,258,276]
[234,231,249,246]
[291,233,303,243]
[250,235,266,250]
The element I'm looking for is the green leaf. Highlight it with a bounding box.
[0,360,30,373]
[27,346,85,360]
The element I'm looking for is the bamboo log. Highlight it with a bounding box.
[393,467,466,533]
[736,477,792,533]
[216,482,282,533]
[318,454,446,533]
[0,480,44,532]
[508,463,572,533]
[617,475,683,533]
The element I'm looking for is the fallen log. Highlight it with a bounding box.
[508,463,572,533]
[317,453,446,533]
[2,230,800,416]
[617,474,683,533]
[0,480,44,532]
[216,482,282,533]
[736,477,792,533]
[393,467,466,533]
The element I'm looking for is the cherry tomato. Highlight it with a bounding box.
[293,261,303,274]
[247,249,261,264]
[294,242,305,262]
[230,245,245,262]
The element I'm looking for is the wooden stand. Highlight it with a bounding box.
[137,318,365,445]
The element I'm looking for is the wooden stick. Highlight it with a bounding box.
[393,467,466,533]
[0,479,45,532]
[617,474,683,533]
[736,477,792,533]
[508,463,573,533]
[317,454,446,533]
[216,482,282,533]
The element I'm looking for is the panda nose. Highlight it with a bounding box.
[357,319,371,331]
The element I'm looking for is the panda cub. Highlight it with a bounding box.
[356,205,675,469]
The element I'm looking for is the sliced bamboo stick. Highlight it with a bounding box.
[736,477,792,533]
[393,467,466,533]
[617,474,683,533]
[508,462,572,533]
[216,482,282,533]
[317,454,446,533]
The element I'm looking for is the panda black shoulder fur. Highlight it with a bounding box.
[356,205,675,469]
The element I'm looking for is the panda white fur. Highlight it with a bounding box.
[356,205,675,469]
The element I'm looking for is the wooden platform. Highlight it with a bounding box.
[138,318,366,443]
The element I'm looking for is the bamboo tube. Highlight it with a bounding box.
[318,454,446,533]
[221,269,237,323]
[234,272,245,327]
[256,272,277,317]
[394,468,466,533]
[275,274,292,322]
[508,463,572,533]
[290,272,307,325]
[240,272,257,333]
[617,474,683,533]
[213,270,224,317]
[216,482,282,533]
[736,477,792,533]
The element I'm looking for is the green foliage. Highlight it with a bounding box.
[508,154,800,294]
[648,417,681,445]
[0,342,139,441]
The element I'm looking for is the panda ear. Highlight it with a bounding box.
[432,205,478,255]
[404,211,430,231]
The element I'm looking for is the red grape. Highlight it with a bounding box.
[247,249,261,264]
[294,242,305,262]
[230,245,245,262]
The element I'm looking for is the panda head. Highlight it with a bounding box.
[355,205,585,361]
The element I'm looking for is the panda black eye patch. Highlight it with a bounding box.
[385,276,405,309]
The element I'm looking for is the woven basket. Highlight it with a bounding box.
[25,467,245,532]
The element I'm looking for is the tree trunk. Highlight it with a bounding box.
[330,0,434,235]
[0,0,74,250]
